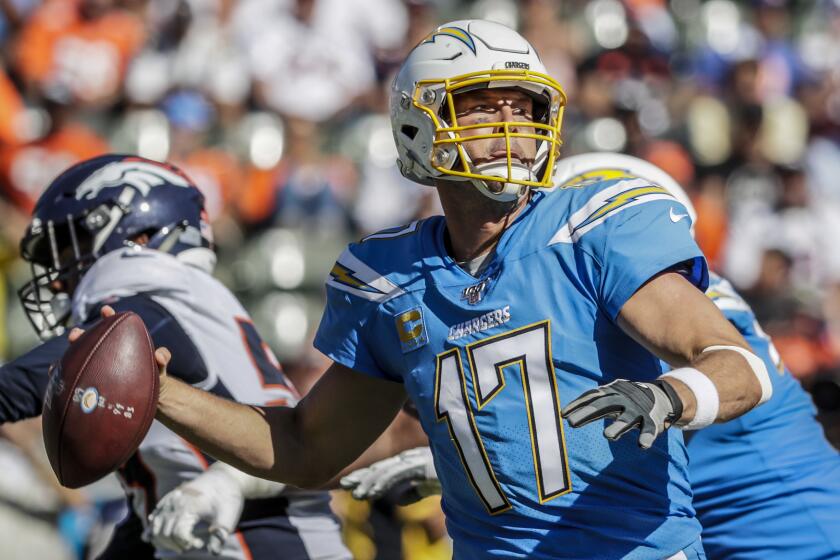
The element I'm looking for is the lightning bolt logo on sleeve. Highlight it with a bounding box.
[550,180,676,244]
[326,248,405,303]
[330,263,384,294]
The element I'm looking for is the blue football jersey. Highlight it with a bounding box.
[682,273,840,559]
[315,176,709,559]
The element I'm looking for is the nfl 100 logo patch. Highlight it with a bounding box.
[461,277,490,305]
[394,307,429,353]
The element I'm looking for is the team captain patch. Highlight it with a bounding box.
[395,307,429,353]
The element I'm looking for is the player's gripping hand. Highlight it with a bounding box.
[563,379,684,449]
[145,466,245,555]
[340,447,441,505]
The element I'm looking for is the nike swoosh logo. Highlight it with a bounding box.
[669,207,688,223]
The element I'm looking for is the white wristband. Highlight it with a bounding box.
[702,345,772,405]
[660,367,719,430]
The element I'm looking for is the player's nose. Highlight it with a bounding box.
[492,105,518,136]
[499,105,516,122]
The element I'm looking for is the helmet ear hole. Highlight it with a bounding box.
[401,125,419,140]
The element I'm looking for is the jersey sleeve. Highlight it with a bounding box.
[570,186,708,319]
[314,286,399,382]
[0,333,68,422]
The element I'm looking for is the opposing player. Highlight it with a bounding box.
[1,154,354,559]
[345,153,840,559]
[106,21,774,559]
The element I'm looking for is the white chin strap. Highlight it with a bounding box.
[470,161,534,202]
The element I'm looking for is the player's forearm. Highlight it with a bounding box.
[617,272,771,428]
[156,376,310,485]
[665,347,765,425]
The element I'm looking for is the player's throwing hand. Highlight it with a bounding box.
[563,379,684,449]
[68,305,172,380]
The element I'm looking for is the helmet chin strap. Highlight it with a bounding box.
[470,161,534,202]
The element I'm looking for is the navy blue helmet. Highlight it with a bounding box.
[19,154,214,338]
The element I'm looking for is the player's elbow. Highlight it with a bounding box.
[268,453,338,489]
[258,408,339,489]
[284,468,334,490]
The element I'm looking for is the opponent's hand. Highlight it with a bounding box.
[340,447,440,505]
[145,467,245,555]
[563,379,683,449]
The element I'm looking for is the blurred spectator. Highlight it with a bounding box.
[13,0,146,107]
[237,0,407,121]
[724,164,840,295]
[0,66,29,145]
[125,0,252,115]
[236,116,357,233]
[0,100,109,215]
[2,0,840,554]
[161,89,241,222]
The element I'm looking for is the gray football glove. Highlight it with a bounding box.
[563,379,683,449]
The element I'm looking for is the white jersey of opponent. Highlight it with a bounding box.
[72,247,350,560]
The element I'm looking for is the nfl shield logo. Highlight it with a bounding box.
[461,278,490,305]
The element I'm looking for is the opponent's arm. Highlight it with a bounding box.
[0,334,69,423]
[564,272,771,447]
[155,357,408,488]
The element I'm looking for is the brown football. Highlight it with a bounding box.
[42,311,159,488]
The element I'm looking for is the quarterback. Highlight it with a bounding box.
[107,21,773,559]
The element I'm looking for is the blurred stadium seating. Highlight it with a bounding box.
[1,0,839,558]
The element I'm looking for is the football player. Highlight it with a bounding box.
[556,154,840,559]
[0,154,356,559]
[344,153,840,559]
[99,21,775,559]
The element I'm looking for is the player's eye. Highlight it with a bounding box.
[512,107,533,118]
[457,104,496,118]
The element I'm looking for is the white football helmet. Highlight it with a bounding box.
[553,152,697,235]
[390,20,567,202]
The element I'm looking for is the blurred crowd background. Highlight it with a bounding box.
[1,0,840,558]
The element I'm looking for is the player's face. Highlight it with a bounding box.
[451,88,538,168]
[47,230,94,296]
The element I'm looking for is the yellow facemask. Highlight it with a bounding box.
[411,68,567,189]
